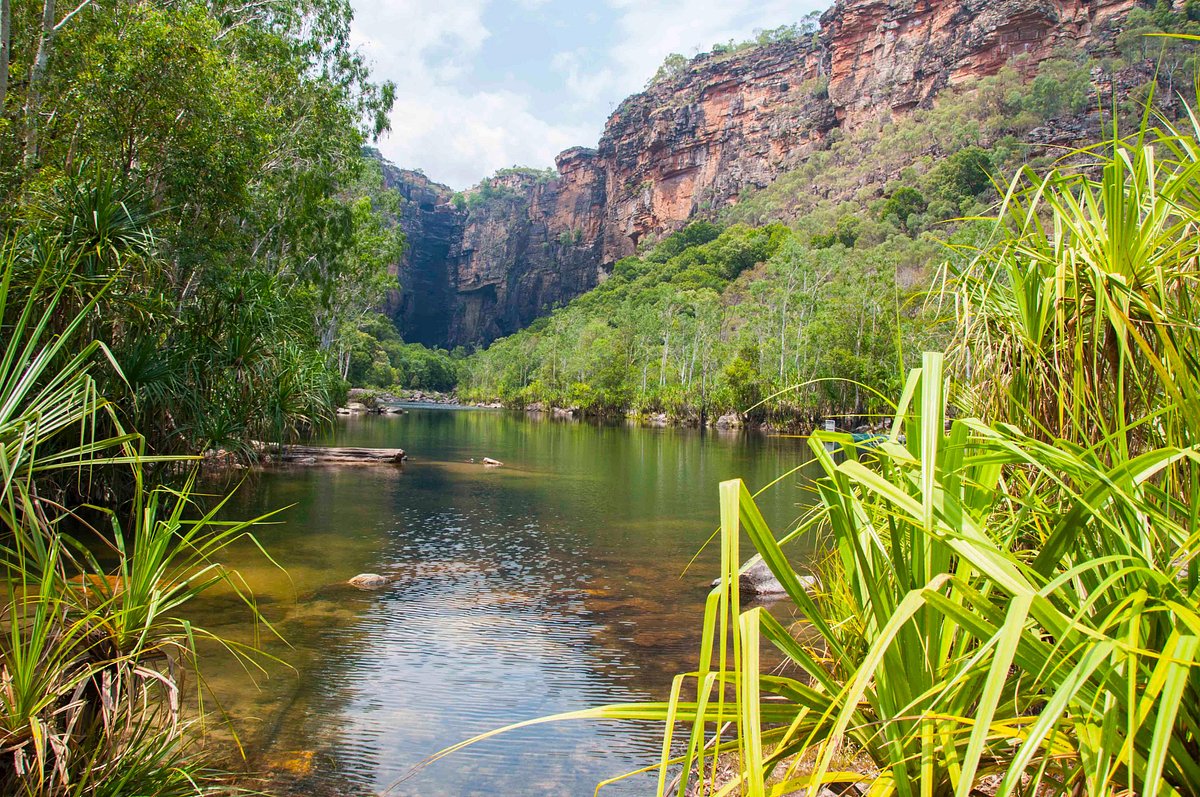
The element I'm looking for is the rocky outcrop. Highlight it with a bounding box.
[596,38,833,261]
[382,155,607,348]
[388,0,1150,349]
[822,0,1140,127]
[380,163,462,347]
[449,154,608,345]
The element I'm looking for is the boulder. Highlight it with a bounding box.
[345,402,368,412]
[715,413,741,429]
[348,573,390,589]
[711,558,819,597]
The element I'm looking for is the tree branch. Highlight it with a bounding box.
[53,0,91,32]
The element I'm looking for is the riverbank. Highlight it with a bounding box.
[348,387,886,435]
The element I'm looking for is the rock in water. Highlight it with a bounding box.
[482,457,503,467]
[714,413,741,429]
[348,573,390,589]
[711,558,818,597]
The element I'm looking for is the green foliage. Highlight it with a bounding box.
[722,345,767,420]
[347,313,461,391]
[648,53,689,86]
[494,166,557,183]
[1024,58,1093,119]
[753,24,803,46]
[466,178,527,210]
[557,228,585,247]
[926,145,993,203]
[0,0,400,456]
[0,254,278,796]
[877,186,927,232]
[461,221,934,421]
[810,215,860,249]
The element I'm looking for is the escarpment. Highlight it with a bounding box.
[388,0,1150,349]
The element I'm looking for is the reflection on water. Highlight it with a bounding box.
[196,408,818,796]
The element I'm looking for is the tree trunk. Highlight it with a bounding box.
[24,0,57,167]
[0,0,11,114]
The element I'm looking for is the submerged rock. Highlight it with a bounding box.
[711,558,819,597]
[348,573,390,589]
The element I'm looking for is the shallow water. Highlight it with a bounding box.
[196,407,819,796]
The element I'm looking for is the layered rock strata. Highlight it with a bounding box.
[389,0,1147,348]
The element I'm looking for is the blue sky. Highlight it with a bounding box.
[350,0,831,189]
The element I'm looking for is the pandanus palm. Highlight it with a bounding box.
[0,238,282,795]
[433,104,1200,797]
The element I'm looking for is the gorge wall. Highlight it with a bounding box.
[387,0,1146,349]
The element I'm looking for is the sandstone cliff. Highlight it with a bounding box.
[823,0,1138,126]
[389,0,1149,349]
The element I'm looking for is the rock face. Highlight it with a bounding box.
[823,0,1139,127]
[380,164,463,348]
[389,0,1148,349]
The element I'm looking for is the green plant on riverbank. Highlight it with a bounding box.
[1,0,403,459]
[0,247,278,794]
[437,89,1200,797]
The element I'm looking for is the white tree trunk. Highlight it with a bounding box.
[24,0,56,166]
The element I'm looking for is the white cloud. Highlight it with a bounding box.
[377,88,591,189]
[349,0,831,189]
[604,0,824,97]
[551,49,617,111]
[351,0,588,189]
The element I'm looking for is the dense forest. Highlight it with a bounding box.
[0,0,405,457]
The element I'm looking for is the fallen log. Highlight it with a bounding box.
[265,444,406,465]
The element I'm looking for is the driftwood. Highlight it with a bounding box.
[269,444,406,465]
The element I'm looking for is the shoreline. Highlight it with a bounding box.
[344,388,885,436]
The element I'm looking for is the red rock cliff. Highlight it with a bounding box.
[392,0,1149,348]
[824,0,1139,126]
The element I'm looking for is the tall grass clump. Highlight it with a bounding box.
[436,96,1200,795]
[0,240,278,795]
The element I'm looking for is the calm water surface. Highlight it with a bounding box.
[199,406,819,796]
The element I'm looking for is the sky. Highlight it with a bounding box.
[349,0,831,190]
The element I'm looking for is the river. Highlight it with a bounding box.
[197,405,819,796]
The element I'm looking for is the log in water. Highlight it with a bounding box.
[269,444,406,465]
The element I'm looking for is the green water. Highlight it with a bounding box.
[199,406,819,796]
